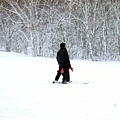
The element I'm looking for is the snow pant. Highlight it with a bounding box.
[55,67,70,82]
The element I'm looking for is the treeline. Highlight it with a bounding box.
[0,0,120,61]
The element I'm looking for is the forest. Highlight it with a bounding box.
[0,0,120,61]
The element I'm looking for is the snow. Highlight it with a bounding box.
[0,51,120,120]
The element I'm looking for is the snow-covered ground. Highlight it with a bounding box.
[0,51,120,120]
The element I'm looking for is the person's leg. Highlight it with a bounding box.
[53,67,62,83]
[66,70,70,82]
[64,70,70,82]
[55,70,61,81]
[62,69,70,83]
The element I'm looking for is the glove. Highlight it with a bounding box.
[61,68,64,74]
[69,66,73,71]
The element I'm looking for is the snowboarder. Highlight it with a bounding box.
[53,42,73,84]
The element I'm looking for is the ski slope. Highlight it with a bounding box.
[0,52,120,120]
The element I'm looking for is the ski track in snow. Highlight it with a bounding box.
[0,52,120,120]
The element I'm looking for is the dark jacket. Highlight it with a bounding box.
[56,48,71,69]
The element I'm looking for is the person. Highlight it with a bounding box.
[53,42,73,84]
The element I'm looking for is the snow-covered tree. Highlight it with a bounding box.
[0,0,120,60]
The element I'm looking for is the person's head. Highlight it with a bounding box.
[60,42,66,48]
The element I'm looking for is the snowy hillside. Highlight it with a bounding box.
[0,52,120,120]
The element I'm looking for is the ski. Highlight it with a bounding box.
[52,81,90,84]
[69,81,90,84]
[83,81,90,84]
